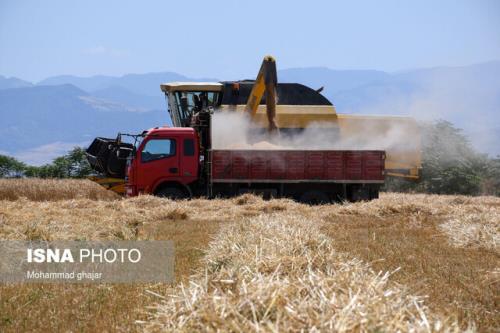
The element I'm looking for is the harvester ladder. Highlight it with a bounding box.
[206,150,213,198]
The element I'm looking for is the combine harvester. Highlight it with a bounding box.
[87,56,420,203]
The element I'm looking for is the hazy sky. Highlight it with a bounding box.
[1,0,499,82]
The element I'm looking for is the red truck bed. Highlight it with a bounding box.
[211,150,385,183]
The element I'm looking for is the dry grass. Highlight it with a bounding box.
[318,193,500,331]
[0,178,119,201]
[439,210,499,252]
[145,213,458,332]
[0,194,227,332]
[0,180,499,332]
[0,216,223,332]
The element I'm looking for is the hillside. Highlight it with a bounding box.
[0,75,32,90]
[37,71,217,109]
[0,85,168,164]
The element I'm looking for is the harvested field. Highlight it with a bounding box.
[0,180,498,332]
[0,198,226,332]
[319,194,500,331]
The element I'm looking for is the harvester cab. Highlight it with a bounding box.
[160,82,223,128]
[160,56,280,135]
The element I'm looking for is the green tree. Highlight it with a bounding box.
[0,155,26,177]
[66,147,93,178]
[385,120,499,196]
[33,147,92,178]
[481,156,500,196]
[10,146,93,179]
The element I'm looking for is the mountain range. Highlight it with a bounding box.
[1,61,499,165]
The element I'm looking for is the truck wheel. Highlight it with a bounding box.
[299,190,329,205]
[351,187,370,202]
[156,187,187,200]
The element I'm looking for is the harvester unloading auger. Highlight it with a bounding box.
[243,55,279,134]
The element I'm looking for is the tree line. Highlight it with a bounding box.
[1,120,499,196]
[0,147,92,179]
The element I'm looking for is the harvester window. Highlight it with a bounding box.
[141,139,176,162]
[173,91,221,127]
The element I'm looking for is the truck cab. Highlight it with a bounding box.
[125,127,200,198]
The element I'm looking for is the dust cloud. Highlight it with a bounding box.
[211,110,418,153]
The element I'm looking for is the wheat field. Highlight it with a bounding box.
[0,179,498,332]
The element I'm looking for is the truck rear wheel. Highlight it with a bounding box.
[156,187,187,200]
[299,190,330,205]
[348,186,379,202]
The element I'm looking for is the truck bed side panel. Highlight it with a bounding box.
[211,150,384,182]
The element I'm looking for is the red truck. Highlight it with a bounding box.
[87,126,385,203]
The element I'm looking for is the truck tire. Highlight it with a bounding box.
[299,190,330,205]
[351,187,370,202]
[156,187,187,200]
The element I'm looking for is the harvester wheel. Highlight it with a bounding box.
[156,187,187,200]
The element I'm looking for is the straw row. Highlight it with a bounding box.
[145,213,459,332]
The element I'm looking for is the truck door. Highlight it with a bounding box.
[179,137,198,184]
[136,137,179,194]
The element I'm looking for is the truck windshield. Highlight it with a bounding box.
[141,139,176,162]
[174,91,220,126]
